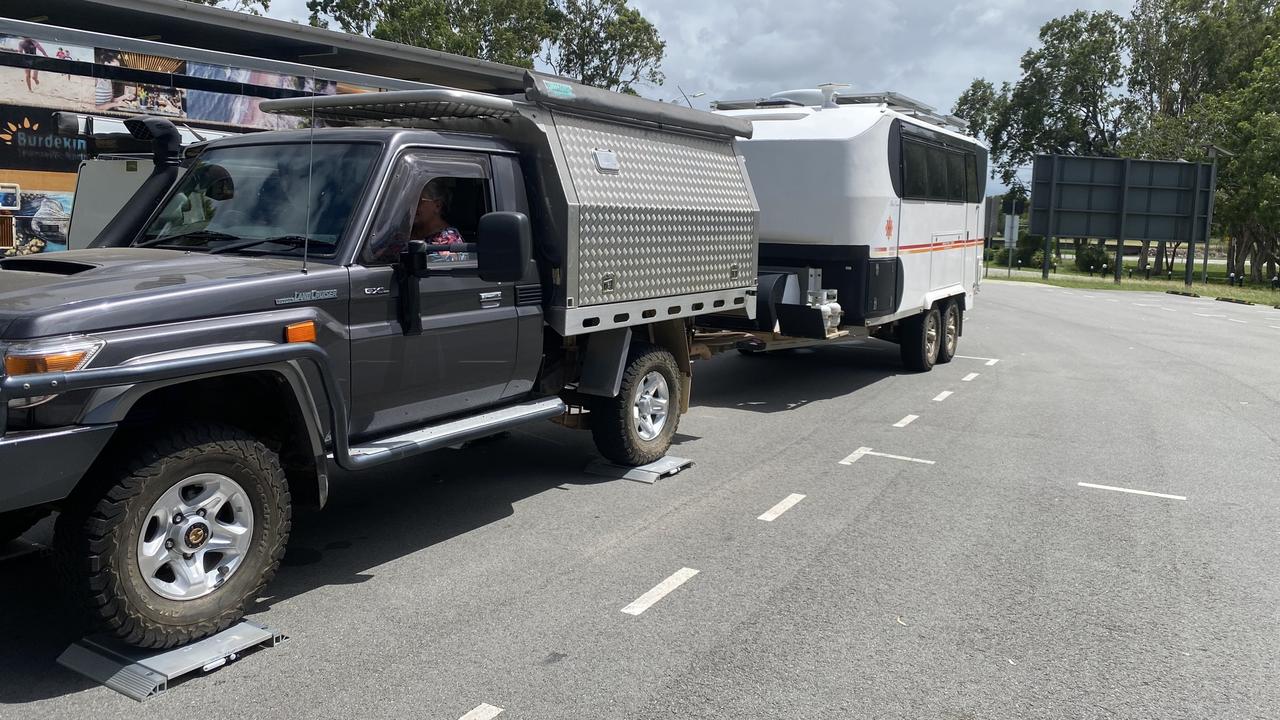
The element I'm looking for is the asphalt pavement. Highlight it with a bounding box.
[2,280,1278,719]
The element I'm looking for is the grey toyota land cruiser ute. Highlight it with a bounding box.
[0,78,760,648]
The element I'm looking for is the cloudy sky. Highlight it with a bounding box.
[267,0,1130,113]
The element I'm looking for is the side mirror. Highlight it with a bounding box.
[477,211,532,283]
[396,240,428,335]
[398,239,429,276]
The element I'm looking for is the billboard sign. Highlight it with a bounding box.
[1029,154,1214,244]
[1028,153,1216,283]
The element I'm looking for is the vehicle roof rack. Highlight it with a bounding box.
[259,88,521,125]
[262,72,753,140]
[835,91,968,131]
[710,98,805,111]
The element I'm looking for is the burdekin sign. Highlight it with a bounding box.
[0,105,88,173]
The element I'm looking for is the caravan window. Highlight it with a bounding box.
[903,140,929,199]
[926,146,948,200]
[946,152,966,202]
[901,135,982,203]
[965,153,980,203]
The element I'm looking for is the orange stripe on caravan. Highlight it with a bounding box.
[874,238,986,254]
[902,241,986,255]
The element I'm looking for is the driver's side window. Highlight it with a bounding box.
[364,151,492,266]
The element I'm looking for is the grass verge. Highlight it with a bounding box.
[985,271,1280,306]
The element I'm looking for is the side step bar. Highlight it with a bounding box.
[345,396,566,466]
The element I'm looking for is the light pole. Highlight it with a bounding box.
[677,86,705,108]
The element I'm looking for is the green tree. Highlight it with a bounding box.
[963,11,1128,188]
[952,78,1003,145]
[543,0,665,94]
[184,0,271,15]
[1124,0,1280,151]
[306,0,379,34]
[374,0,553,68]
[1197,36,1280,281]
[306,0,666,91]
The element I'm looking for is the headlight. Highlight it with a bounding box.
[4,335,105,409]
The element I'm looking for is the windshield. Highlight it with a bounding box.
[138,142,380,257]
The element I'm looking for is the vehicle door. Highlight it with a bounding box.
[347,150,518,438]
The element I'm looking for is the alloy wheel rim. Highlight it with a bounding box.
[925,313,939,360]
[633,370,671,442]
[945,311,958,355]
[137,473,254,601]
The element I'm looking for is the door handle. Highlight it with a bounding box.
[479,291,502,309]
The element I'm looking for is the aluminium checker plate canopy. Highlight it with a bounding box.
[261,73,760,337]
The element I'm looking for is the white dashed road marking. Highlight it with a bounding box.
[962,372,980,382]
[1077,482,1186,501]
[933,391,953,402]
[758,493,806,522]
[955,355,1000,366]
[459,704,504,720]
[621,568,699,615]
[1228,319,1248,324]
[839,447,936,466]
[893,414,919,428]
[1194,313,1226,318]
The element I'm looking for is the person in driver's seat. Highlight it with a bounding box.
[413,179,467,261]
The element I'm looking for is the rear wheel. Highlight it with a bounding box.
[936,301,960,364]
[900,307,941,372]
[55,423,290,648]
[591,343,682,466]
[0,509,48,545]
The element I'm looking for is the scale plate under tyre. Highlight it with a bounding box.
[57,620,285,701]
[584,455,693,484]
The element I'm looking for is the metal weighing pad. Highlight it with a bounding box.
[584,455,693,484]
[57,620,286,701]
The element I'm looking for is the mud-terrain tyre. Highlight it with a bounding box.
[0,509,48,545]
[900,307,941,372]
[936,301,960,365]
[54,423,290,649]
[591,343,682,466]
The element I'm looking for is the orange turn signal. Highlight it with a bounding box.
[4,349,90,376]
[284,321,317,344]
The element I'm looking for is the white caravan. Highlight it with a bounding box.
[708,86,987,370]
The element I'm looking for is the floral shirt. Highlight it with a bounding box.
[424,226,463,248]
[377,226,463,263]
[425,227,467,262]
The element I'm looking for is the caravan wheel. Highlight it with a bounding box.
[936,302,960,364]
[900,307,941,372]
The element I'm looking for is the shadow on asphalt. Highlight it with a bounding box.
[690,339,908,413]
[0,342,906,703]
[0,426,609,704]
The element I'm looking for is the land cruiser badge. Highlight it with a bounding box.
[275,289,338,305]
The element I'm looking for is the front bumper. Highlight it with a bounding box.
[0,425,116,513]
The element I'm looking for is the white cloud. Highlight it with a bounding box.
[264,0,1131,113]
[628,0,1131,110]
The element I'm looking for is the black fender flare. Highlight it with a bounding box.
[2,343,344,507]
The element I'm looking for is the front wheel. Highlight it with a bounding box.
[591,343,682,466]
[900,307,941,372]
[55,423,291,648]
[936,301,960,364]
